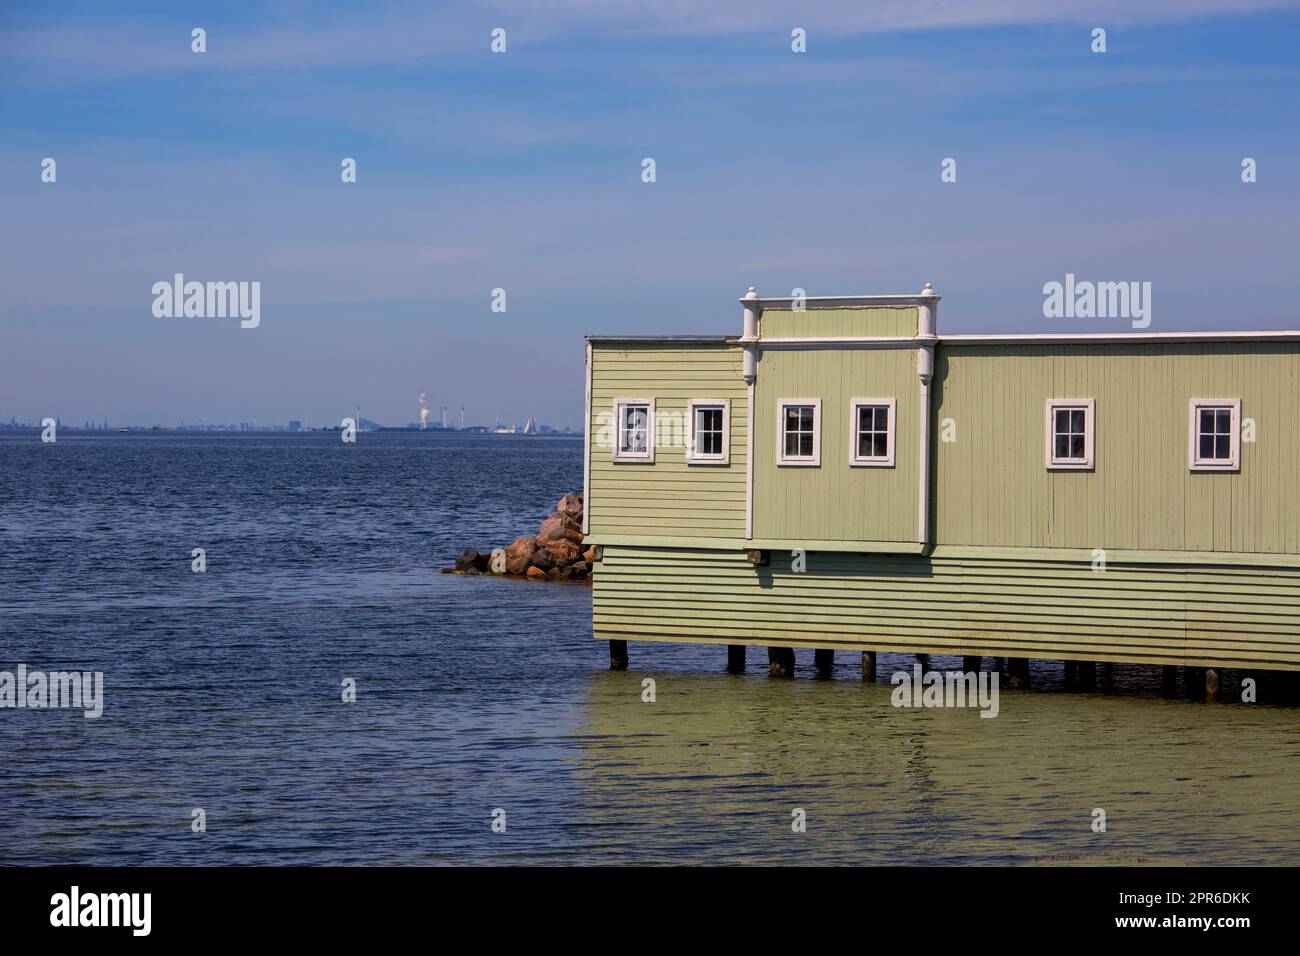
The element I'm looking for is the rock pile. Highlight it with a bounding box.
[452,491,595,583]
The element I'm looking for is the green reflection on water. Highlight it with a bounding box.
[573,662,1300,865]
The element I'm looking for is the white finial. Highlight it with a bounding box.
[921,282,935,296]
[743,286,759,300]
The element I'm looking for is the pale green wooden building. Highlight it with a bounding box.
[583,286,1300,674]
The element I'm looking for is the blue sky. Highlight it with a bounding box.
[2,1,1297,428]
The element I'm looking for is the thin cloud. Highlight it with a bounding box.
[2,0,1293,82]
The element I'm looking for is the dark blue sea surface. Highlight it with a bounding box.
[2,432,1299,865]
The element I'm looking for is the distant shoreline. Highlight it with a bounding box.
[0,427,583,437]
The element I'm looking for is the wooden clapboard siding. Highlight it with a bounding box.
[935,343,1300,554]
[759,306,917,339]
[588,342,748,538]
[752,346,917,542]
[593,546,1300,671]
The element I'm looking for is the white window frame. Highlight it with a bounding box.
[685,399,731,465]
[776,398,821,467]
[848,397,897,468]
[1188,398,1241,472]
[612,397,655,463]
[1045,398,1096,471]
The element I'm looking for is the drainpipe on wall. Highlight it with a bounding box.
[741,287,760,539]
[916,282,939,549]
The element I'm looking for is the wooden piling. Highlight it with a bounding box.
[861,651,877,682]
[768,647,795,678]
[1008,657,1031,688]
[1161,665,1179,696]
[1063,660,1078,687]
[609,639,629,671]
[1184,666,1206,698]
[814,648,834,679]
[1077,661,1096,690]
[963,655,981,673]
[726,644,746,674]
[915,653,930,672]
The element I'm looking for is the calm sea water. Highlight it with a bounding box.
[2,431,1299,865]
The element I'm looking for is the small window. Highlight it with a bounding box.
[1189,399,1240,471]
[686,399,730,464]
[1045,399,1095,470]
[849,398,896,467]
[612,397,654,462]
[776,399,821,466]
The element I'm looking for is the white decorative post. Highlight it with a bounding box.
[741,286,760,384]
[741,287,760,542]
[916,282,939,545]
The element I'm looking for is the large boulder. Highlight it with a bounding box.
[525,566,546,579]
[528,548,555,572]
[504,535,537,575]
[537,512,582,544]
[455,550,489,573]
[557,492,583,520]
[543,537,582,566]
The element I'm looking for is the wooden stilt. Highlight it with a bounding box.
[767,647,795,678]
[1063,660,1078,687]
[1205,668,1221,701]
[1077,661,1096,690]
[608,640,629,671]
[1161,665,1179,696]
[861,650,877,683]
[963,655,981,673]
[1008,657,1031,688]
[1184,666,1206,698]
[814,648,834,679]
[915,653,930,672]
[726,644,746,674]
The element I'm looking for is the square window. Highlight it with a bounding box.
[777,399,821,466]
[1045,399,1095,470]
[849,398,896,467]
[1189,400,1240,470]
[686,400,730,465]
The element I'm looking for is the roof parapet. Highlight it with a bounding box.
[736,288,941,309]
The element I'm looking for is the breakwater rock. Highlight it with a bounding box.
[451,491,594,583]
